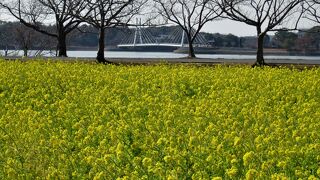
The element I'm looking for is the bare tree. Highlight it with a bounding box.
[304,0,320,23]
[14,23,37,56]
[216,0,303,66]
[0,0,87,57]
[75,0,145,63]
[0,21,56,57]
[0,23,11,56]
[154,0,221,58]
[14,23,56,57]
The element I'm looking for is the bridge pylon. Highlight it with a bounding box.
[133,18,144,46]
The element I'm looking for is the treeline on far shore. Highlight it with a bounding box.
[1,21,319,53]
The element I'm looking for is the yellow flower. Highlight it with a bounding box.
[245,169,258,180]
[308,175,317,180]
[1,61,320,179]
[164,156,172,163]
[212,177,222,180]
[142,157,152,167]
[234,136,241,146]
[93,172,104,180]
[226,167,238,177]
[243,151,255,167]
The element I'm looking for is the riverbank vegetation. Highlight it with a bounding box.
[0,60,319,179]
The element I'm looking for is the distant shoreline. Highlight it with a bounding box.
[174,47,320,56]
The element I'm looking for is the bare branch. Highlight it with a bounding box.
[154,0,222,58]
[303,0,320,23]
[216,0,303,66]
[0,0,88,57]
[71,0,147,63]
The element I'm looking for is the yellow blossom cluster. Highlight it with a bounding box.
[0,60,319,179]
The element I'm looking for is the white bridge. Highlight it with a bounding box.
[117,21,208,50]
[118,43,184,48]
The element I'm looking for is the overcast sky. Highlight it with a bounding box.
[202,19,317,36]
[203,20,257,36]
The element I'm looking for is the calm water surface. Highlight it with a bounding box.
[68,51,320,60]
[1,50,320,60]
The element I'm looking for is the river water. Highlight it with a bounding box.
[68,51,320,60]
[1,50,320,60]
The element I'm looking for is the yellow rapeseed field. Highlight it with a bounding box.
[0,60,319,179]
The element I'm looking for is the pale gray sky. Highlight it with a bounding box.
[202,19,317,37]
[203,20,257,36]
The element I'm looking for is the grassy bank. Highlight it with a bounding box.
[0,60,319,179]
[3,56,320,70]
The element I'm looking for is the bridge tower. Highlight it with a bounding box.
[133,18,144,46]
[180,31,185,47]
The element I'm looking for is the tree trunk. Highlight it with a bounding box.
[97,27,108,63]
[5,46,8,56]
[23,47,28,57]
[57,31,67,57]
[187,36,196,58]
[255,30,266,66]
